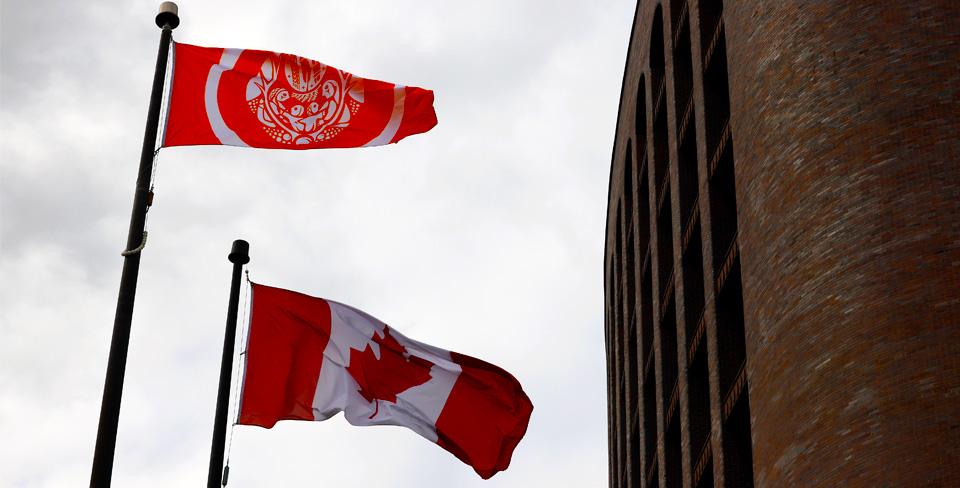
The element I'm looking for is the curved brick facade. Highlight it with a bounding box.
[606,1,960,487]
[724,1,960,486]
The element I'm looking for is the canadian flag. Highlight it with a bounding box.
[238,284,533,479]
[162,43,437,149]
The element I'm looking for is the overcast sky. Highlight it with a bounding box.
[0,0,633,486]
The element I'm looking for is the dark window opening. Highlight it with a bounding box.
[722,392,754,488]
[708,143,738,274]
[698,0,724,56]
[638,164,651,263]
[630,411,642,487]
[683,221,706,346]
[696,458,715,488]
[657,185,675,296]
[625,142,635,235]
[626,311,641,487]
[673,13,694,135]
[665,415,682,488]
[703,29,731,159]
[641,261,654,367]
[643,362,658,474]
[614,204,625,483]
[653,97,670,194]
[624,144,638,317]
[636,74,648,161]
[678,120,699,229]
[670,0,688,33]
[715,256,746,396]
[687,342,712,472]
[650,7,665,107]
[660,293,678,414]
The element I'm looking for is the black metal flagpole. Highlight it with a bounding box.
[90,3,179,487]
[208,240,250,487]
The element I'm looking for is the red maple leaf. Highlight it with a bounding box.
[346,325,434,418]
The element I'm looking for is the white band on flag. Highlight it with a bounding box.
[362,85,406,147]
[205,48,249,147]
[312,300,460,442]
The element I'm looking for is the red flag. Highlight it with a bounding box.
[238,284,533,479]
[162,43,437,149]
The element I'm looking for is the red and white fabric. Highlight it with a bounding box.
[162,43,437,149]
[238,284,533,479]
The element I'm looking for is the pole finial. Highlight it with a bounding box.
[156,2,180,29]
[229,240,250,265]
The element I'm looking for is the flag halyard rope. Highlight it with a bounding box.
[122,35,168,259]
[222,275,251,486]
[120,147,161,257]
[120,232,148,256]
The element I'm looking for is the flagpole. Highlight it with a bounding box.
[208,240,250,488]
[90,3,179,487]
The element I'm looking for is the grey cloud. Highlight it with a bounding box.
[1,0,633,485]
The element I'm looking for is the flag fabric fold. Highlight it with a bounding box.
[162,43,437,149]
[237,283,533,479]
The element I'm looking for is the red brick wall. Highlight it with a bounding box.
[723,1,960,485]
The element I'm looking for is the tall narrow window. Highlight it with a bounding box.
[698,1,754,485]
[613,204,625,485]
[687,336,711,482]
[670,0,689,33]
[650,8,665,110]
[673,9,694,142]
[683,222,706,346]
[722,392,754,487]
[660,293,678,414]
[678,121,699,230]
[624,144,637,313]
[634,69,654,488]
[641,264,656,477]
[651,9,673,296]
[665,414,682,488]
[623,142,641,488]
[698,0,724,57]
[703,32,731,168]
[635,75,650,257]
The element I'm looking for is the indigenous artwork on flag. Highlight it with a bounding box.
[238,284,533,479]
[162,43,437,149]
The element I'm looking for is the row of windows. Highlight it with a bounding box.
[607,1,754,487]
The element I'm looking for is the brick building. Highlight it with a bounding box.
[603,1,960,486]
